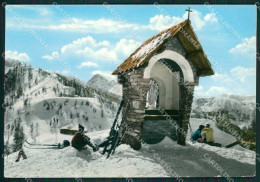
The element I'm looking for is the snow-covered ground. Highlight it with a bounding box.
[4,125,255,177]
[4,96,116,144]
[188,118,237,147]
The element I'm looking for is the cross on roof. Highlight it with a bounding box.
[186,7,192,20]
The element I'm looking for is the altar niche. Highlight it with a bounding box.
[112,20,214,149]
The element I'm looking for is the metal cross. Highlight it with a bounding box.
[186,7,192,20]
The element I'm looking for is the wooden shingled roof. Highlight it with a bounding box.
[112,20,214,77]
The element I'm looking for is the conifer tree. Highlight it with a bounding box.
[12,117,25,152]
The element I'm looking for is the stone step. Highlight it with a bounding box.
[144,115,180,120]
[145,109,180,115]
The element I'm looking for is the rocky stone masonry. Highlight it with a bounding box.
[118,67,150,149]
[165,36,186,57]
[178,84,195,145]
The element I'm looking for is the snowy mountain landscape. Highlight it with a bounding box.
[4,59,120,153]
[191,95,256,150]
[191,95,256,129]
[4,59,256,177]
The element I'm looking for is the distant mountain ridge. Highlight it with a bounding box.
[192,94,256,128]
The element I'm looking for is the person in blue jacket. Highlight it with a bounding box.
[191,125,205,143]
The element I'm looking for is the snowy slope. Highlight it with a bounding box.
[188,118,237,147]
[109,84,123,97]
[33,97,114,131]
[4,59,18,74]
[4,96,116,145]
[4,130,255,177]
[4,59,119,154]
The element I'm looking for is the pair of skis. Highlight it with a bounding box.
[102,99,131,158]
[102,100,124,158]
[24,140,63,150]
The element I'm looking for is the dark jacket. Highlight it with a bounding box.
[71,132,90,150]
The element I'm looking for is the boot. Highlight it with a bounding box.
[21,150,27,160]
[87,140,99,152]
[16,151,22,162]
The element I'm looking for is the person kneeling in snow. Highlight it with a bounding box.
[71,124,99,151]
[191,125,205,143]
[201,123,215,144]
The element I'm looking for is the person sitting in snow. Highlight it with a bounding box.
[16,148,27,162]
[191,125,205,143]
[201,123,215,144]
[71,124,99,151]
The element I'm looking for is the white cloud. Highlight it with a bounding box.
[194,86,230,97]
[211,73,232,83]
[94,48,118,62]
[50,36,140,64]
[8,18,138,34]
[115,39,141,57]
[147,15,181,31]
[187,10,206,30]
[92,70,116,81]
[230,66,255,82]
[194,85,204,97]
[229,36,256,55]
[201,66,256,96]
[59,37,117,63]
[60,36,119,63]
[204,13,218,23]
[77,61,98,68]
[195,85,203,91]
[211,66,255,84]
[147,10,218,31]
[205,86,230,96]
[61,36,111,54]
[42,51,59,60]
[5,50,30,62]
[61,37,96,54]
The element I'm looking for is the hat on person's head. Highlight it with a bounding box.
[78,124,84,132]
[205,122,210,126]
[199,125,205,130]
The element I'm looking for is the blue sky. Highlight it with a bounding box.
[5,5,256,96]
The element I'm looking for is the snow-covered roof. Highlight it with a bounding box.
[112,20,214,77]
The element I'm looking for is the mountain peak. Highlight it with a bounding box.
[91,74,108,80]
[87,74,117,91]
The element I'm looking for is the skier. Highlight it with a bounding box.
[201,123,215,144]
[71,124,99,151]
[15,148,27,162]
[191,125,205,143]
